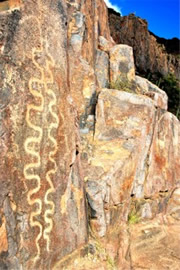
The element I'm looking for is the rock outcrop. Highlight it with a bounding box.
[0,1,88,269]
[108,11,180,79]
[0,0,179,269]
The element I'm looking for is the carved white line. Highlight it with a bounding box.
[43,51,59,252]
[23,47,44,263]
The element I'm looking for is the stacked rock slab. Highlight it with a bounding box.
[85,44,180,238]
[0,1,87,269]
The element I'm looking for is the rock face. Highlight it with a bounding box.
[108,11,180,79]
[129,217,180,270]
[85,87,180,237]
[0,1,87,269]
[0,0,180,269]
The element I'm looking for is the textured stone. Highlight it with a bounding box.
[67,0,113,121]
[129,218,180,270]
[110,44,135,83]
[108,11,180,79]
[144,112,180,197]
[86,88,156,235]
[98,36,113,52]
[0,1,87,269]
[135,75,168,110]
[0,0,180,269]
[167,188,180,220]
[95,49,109,88]
[0,214,8,254]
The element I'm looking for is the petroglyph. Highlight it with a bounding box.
[24,45,60,259]
[23,46,44,264]
[22,7,61,260]
[43,49,58,252]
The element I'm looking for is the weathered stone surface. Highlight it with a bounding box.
[167,188,180,220]
[85,88,156,235]
[108,11,180,79]
[84,85,180,238]
[129,218,180,270]
[0,0,180,269]
[135,75,168,110]
[144,112,180,197]
[0,0,21,12]
[0,213,8,254]
[98,36,113,53]
[67,0,113,124]
[110,44,135,83]
[0,1,87,269]
[95,49,109,88]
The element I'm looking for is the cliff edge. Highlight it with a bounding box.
[108,10,180,80]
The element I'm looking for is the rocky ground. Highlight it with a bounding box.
[54,188,180,269]
[129,217,180,270]
[56,217,180,270]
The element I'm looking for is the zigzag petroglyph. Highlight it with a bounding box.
[43,48,59,252]
[23,47,44,263]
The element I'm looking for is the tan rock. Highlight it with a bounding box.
[110,44,135,83]
[86,88,156,235]
[129,219,180,270]
[135,75,168,110]
[144,112,180,197]
[98,36,112,52]
[167,188,180,220]
[0,215,8,254]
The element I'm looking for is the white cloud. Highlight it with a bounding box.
[104,0,122,14]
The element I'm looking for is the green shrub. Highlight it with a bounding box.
[161,73,180,119]
[145,72,180,119]
[128,210,140,225]
[109,77,135,93]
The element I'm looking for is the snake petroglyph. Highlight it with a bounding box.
[43,50,59,252]
[23,47,44,263]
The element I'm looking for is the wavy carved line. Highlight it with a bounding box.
[23,47,44,263]
[43,52,59,252]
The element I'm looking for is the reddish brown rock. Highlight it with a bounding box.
[108,12,180,79]
[0,1,87,269]
[98,36,113,53]
[144,112,180,197]
[0,0,180,269]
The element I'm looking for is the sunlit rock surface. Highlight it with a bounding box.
[0,0,179,269]
[0,1,87,269]
[108,11,180,79]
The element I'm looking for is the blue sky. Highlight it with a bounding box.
[105,0,180,39]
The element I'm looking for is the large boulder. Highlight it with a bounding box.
[110,44,135,83]
[85,87,180,236]
[85,88,156,235]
